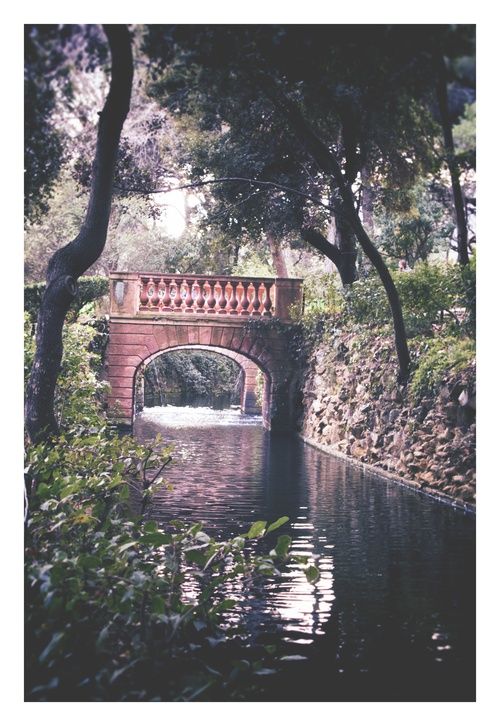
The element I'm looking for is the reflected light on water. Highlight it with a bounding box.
[135,406,336,646]
[133,405,475,700]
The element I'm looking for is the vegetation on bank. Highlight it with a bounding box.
[24,307,319,701]
[286,255,476,404]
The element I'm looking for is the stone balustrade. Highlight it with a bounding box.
[109,272,302,322]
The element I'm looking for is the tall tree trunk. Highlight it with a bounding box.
[301,228,357,286]
[266,82,410,379]
[435,52,469,266]
[267,234,289,277]
[333,215,358,284]
[361,166,375,237]
[25,26,133,442]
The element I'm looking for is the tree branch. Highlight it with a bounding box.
[115,176,334,213]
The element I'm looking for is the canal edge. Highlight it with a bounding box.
[298,434,476,515]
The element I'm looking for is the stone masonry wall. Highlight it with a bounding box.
[298,330,476,504]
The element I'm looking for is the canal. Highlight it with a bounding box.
[134,406,476,702]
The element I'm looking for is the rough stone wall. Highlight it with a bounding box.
[299,331,476,503]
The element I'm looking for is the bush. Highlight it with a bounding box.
[409,336,475,399]
[25,425,310,701]
[24,275,109,322]
[342,261,476,337]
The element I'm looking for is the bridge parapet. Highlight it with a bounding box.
[109,272,302,322]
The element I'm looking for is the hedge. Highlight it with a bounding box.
[24,275,109,321]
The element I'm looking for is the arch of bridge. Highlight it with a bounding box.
[136,344,265,417]
[106,318,286,429]
[106,271,303,431]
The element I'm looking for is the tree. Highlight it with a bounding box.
[25,25,133,442]
[375,181,454,267]
[144,25,439,377]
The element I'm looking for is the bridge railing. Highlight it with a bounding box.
[109,272,302,322]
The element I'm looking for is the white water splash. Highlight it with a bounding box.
[140,405,263,428]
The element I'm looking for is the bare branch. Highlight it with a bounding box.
[115,176,334,213]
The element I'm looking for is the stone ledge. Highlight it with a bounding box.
[298,434,476,515]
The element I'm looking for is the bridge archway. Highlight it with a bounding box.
[135,344,268,421]
[106,271,303,432]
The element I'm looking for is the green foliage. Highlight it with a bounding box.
[453,102,476,168]
[24,275,109,322]
[144,351,241,408]
[24,313,36,383]
[24,26,66,222]
[24,307,108,432]
[54,316,110,430]
[25,314,315,700]
[25,426,312,700]
[409,336,475,399]
[290,273,344,320]
[375,182,454,266]
[343,261,476,337]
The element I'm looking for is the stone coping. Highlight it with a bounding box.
[298,434,476,516]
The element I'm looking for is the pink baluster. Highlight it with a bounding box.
[181,279,193,313]
[250,282,261,316]
[172,280,183,311]
[162,278,173,311]
[184,278,194,312]
[262,281,273,317]
[196,280,206,313]
[147,277,157,308]
[216,281,228,314]
[139,277,149,307]
[206,280,217,313]
[157,278,167,309]
[240,280,251,315]
[228,281,238,315]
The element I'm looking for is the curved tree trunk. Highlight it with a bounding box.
[267,82,410,379]
[301,227,357,286]
[435,52,469,266]
[25,25,133,442]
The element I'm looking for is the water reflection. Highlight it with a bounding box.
[134,406,475,701]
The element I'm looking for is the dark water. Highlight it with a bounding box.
[134,407,476,702]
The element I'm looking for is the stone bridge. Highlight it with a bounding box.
[106,272,303,431]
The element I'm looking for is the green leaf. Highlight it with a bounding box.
[247,520,267,539]
[39,632,64,664]
[151,594,165,615]
[35,483,51,499]
[185,549,209,567]
[266,516,289,534]
[304,565,320,584]
[275,534,292,557]
[212,598,236,614]
[77,554,100,569]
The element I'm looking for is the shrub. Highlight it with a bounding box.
[25,427,316,700]
[409,336,475,399]
[24,275,109,322]
[342,261,476,337]
[290,272,344,321]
